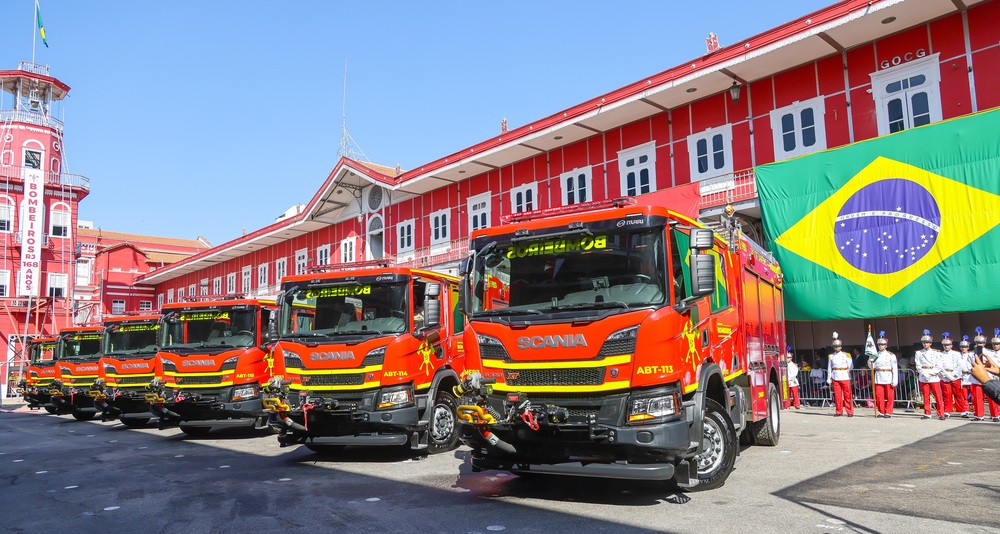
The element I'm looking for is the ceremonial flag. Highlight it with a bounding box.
[36,1,48,48]
[864,331,877,361]
[756,109,1000,320]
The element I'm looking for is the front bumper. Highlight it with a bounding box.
[95,388,155,420]
[269,392,421,448]
[154,395,266,428]
[50,389,99,415]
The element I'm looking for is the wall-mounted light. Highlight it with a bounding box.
[729,79,742,104]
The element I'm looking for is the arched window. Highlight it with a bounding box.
[49,202,71,238]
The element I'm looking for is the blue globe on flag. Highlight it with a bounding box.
[833,178,940,274]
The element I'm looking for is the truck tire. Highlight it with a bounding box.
[752,382,781,446]
[120,418,150,429]
[681,398,737,492]
[72,411,96,421]
[305,444,345,454]
[180,426,211,436]
[426,390,459,454]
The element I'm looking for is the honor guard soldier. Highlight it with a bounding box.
[968,327,1000,421]
[988,329,1000,422]
[915,329,945,420]
[826,332,854,416]
[868,331,898,417]
[938,332,963,417]
[957,335,973,417]
[786,347,801,409]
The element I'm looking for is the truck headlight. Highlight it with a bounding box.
[628,392,679,424]
[232,385,258,402]
[377,386,413,410]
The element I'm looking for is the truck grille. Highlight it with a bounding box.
[597,337,636,356]
[302,373,366,386]
[115,376,153,386]
[480,344,510,361]
[361,352,385,367]
[504,367,605,386]
[173,375,224,385]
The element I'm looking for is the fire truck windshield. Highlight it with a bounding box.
[279,282,409,337]
[162,309,257,349]
[29,342,56,363]
[104,323,160,355]
[58,333,103,360]
[470,228,666,315]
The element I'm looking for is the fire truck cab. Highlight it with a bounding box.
[456,198,786,490]
[49,326,105,420]
[91,314,162,428]
[20,336,58,413]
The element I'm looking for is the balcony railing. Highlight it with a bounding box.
[0,110,64,133]
[0,163,89,191]
[697,168,758,211]
[10,232,52,247]
[17,61,50,76]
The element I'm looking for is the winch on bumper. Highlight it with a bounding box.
[147,381,267,429]
[265,383,422,448]
[458,387,696,481]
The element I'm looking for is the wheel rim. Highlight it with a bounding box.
[769,390,780,434]
[430,403,455,442]
[696,416,725,475]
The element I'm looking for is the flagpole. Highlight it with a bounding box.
[32,0,37,63]
[869,325,877,418]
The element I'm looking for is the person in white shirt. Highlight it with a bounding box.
[826,332,854,417]
[968,327,1000,421]
[957,335,973,417]
[868,331,898,418]
[938,332,964,417]
[914,329,945,420]
[786,347,801,409]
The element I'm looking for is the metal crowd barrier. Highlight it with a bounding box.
[794,368,989,412]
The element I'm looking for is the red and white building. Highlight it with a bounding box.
[139,0,999,350]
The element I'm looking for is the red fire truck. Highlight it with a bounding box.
[456,198,786,490]
[262,263,466,454]
[49,325,105,420]
[91,314,162,428]
[20,336,58,413]
[145,298,275,435]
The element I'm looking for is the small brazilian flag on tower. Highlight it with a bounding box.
[756,108,1000,320]
[36,1,48,48]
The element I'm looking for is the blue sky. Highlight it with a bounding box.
[3,1,832,247]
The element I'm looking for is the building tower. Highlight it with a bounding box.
[0,60,90,395]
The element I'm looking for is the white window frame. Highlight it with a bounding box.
[226,273,236,295]
[199,279,208,296]
[0,195,13,233]
[157,294,164,310]
[510,184,537,214]
[467,192,491,232]
[258,263,268,288]
[111,299,125,314]
[430,209,450,246]
[275,258,287,281]
[560,167,593,205]
[340,238,355,263]
[177,287,185,301]
[188,284,196,298]
[49,202,71,239]
[618,142,657,196]
[212,277,222,295]
[770,96,827,160]
[687,126,733,182]
[295,248,308,275]
[139,300,152,311]
[75,258,91,286]
[0,269,9,297]
[870,53,942,136]
[317,244,331,266]
[166,288,174,304]
[47,273,67,298]
[241,265,252,293]
[397,219,415,253]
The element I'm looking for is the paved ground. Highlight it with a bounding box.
[1,400,998,533]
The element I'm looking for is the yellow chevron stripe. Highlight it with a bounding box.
[683,369,744,394]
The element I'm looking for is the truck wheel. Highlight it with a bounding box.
[681,398,737,492]
[426,390,459,454]
[180,426,211,436]
[752,383,781,446]
[72,411,96,421]
[120,418,150,429]
[305,444,345,454]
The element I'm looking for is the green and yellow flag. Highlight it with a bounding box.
[36,1,48,48]
[756,108,1000,320]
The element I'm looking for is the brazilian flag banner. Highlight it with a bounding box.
[756,108,1000,321]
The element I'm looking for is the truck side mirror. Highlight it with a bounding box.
[423,283,442,331]
[689,252,716,298]
[458,256,472,315]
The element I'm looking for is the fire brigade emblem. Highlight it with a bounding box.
[610,368,619,378]
[417,341,436,376]
[683,319,700,371]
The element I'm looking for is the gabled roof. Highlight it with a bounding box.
[78,228,210,250]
